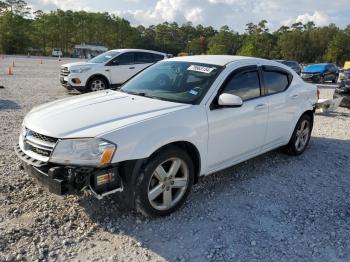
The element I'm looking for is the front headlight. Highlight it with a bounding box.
[70,67,91,74]
[50,138,116,166]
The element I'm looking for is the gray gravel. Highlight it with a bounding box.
[1,56,350,262]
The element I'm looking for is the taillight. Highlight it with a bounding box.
[317,88,320,99]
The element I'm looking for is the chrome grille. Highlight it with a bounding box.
[30,130,58,144]
[24,129,57,158]
[60,66,70,76]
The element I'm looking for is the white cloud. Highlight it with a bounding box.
[185,8,203,23]
[282,11,331,27]
[26,0,350,31]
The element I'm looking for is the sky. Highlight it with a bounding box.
[26,0,350,32]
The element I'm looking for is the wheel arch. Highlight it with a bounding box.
[117,140,202,209]
[86,74,110,88]
[302,109,314,125]
[287,109,314,143]
[148,141,202,184]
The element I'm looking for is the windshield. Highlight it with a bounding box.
[120,61,224,104]
[304,64,327,72]
[89,51,120,63]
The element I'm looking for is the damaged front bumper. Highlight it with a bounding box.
[15,144,123,199]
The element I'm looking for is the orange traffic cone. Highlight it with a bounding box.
[7,66,13,75]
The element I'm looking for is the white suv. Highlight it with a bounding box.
[16,55,317,217]
[60,49,167,92]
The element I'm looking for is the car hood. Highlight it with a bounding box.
[24,90,191,138]
[62,62,99,69]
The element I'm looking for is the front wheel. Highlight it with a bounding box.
[284,114,313,156]
[332,74,338,83]
[87,77,108,92]
[319,76,325,84]
[134,146,194,217]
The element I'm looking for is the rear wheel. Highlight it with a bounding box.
[134,146,194,217]
[87,77,108,92]
[284,114,313,156]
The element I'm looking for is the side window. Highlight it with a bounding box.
[153,54,165,62]
[116,52,134,65]
[223,69,261,101]
[263,70,290,95]
[135,52,154,64]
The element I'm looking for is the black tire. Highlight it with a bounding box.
[134,146,194,217]
[284,114,313,156]
[332,74,338,83]
[319,76,325,84]
[87,76,108,92]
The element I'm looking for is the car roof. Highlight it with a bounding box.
[110,49,166,56]
[307,63,332,66]
[167,55,264,66]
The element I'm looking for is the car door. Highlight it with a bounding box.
[134,52,156,73]
[106,52,137,84]
[206,65,268,172]
[260,65,297,149]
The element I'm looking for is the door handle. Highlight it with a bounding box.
[105,69,110,72]
[290,94,299,99]
[255,104,266,110]
[129,67,135,69]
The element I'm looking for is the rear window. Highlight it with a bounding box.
[263,69,290,94]
[135,52,154,64]
[153,53,165,62]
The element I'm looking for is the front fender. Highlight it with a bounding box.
[102,106,208,174]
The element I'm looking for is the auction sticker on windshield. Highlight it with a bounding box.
[187,65,216,74]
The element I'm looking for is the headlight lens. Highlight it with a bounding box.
[50,138,116,166]
[70,67,91,74]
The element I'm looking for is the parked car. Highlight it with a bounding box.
[301,63,339,83]
[60,49,167,92]
[52,48,63,57]
[275,60,302,75]
[334,80,350,108]
[15,55,317,217]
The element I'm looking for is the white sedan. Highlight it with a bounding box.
[15,55,317,217]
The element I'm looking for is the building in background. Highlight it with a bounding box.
[71,43,108,59]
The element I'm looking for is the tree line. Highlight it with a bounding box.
[1,0,350,65]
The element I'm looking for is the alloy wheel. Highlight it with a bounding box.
[295,119,310,151]
[147,157,189,211]
[90,79,106,91]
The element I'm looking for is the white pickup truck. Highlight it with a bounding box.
[16,55,317,217]
[60,49,167,92]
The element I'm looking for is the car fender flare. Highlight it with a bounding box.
[86,74,110,87]
[130,127,205,173]
[287,100,314,142]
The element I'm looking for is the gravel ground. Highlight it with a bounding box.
[1,56,350,262]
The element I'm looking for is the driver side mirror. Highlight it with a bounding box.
[218,93,243,107]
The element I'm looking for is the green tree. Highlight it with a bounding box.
[324,31,350,65]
